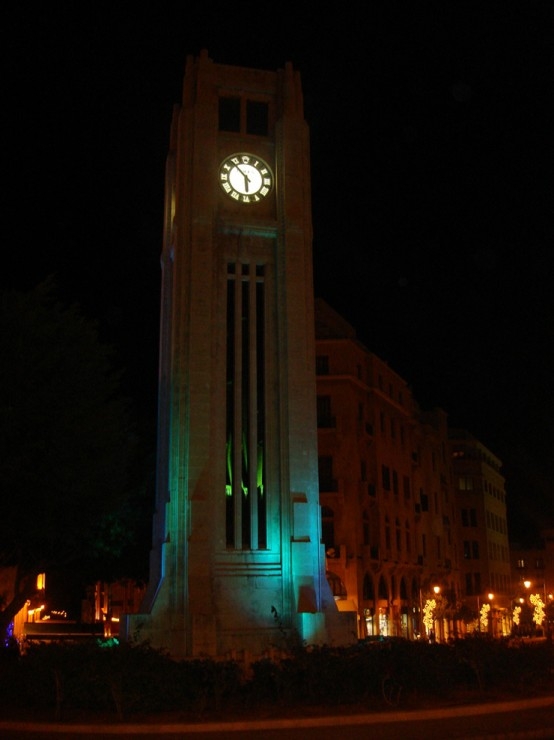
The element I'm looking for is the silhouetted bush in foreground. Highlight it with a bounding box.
[0,636,552,721]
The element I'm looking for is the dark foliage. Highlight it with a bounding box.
[1,637,553,722]
[0,280,152,629]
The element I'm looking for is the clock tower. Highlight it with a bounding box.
[124,50,355,659]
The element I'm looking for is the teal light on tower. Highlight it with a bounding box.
[122,51,355,659]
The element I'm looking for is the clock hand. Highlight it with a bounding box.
[235,164,251,192]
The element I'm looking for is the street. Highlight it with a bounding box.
[1,695,554,739]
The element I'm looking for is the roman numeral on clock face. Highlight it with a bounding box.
[219,153,274,204]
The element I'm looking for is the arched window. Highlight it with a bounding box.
[378,575,388,600]
[363,573,375,601]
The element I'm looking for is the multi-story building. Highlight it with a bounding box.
[449,429,511,636]
[315,299,462,640]
[415,409,462,639]
[510,529,554,635]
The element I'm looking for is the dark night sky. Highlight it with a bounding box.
[3,3,554,543]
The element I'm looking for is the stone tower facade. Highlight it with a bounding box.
[123,51,355,659]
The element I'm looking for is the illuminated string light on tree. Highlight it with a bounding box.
[530,593,545,627]
[423,599,436,635]
[512,605,521,627]
[480,603,490,631]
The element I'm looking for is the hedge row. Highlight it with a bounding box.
[0,636,552,722]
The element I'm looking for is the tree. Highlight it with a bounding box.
[0,280,139,634]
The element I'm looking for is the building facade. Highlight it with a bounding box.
[315,299,462,640]
[510,529,554,636]
[449,430,511,636]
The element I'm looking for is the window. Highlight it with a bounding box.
[465,572,483,596]
[382,465,391,491]
[225,261,266,549]
[403,475,411,499]
[392,470,399,496]
[219,96,269,136]
[316,395,334,428]
[321,506,335,553]
[459,476,474,490]
[463,540,480,560]
[316,355,329,375]
[363,574,375,600]
[318,456,336,492]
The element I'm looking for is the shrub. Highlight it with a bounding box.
[1,637,552,721]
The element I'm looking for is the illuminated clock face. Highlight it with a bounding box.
[219,153,274,203]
